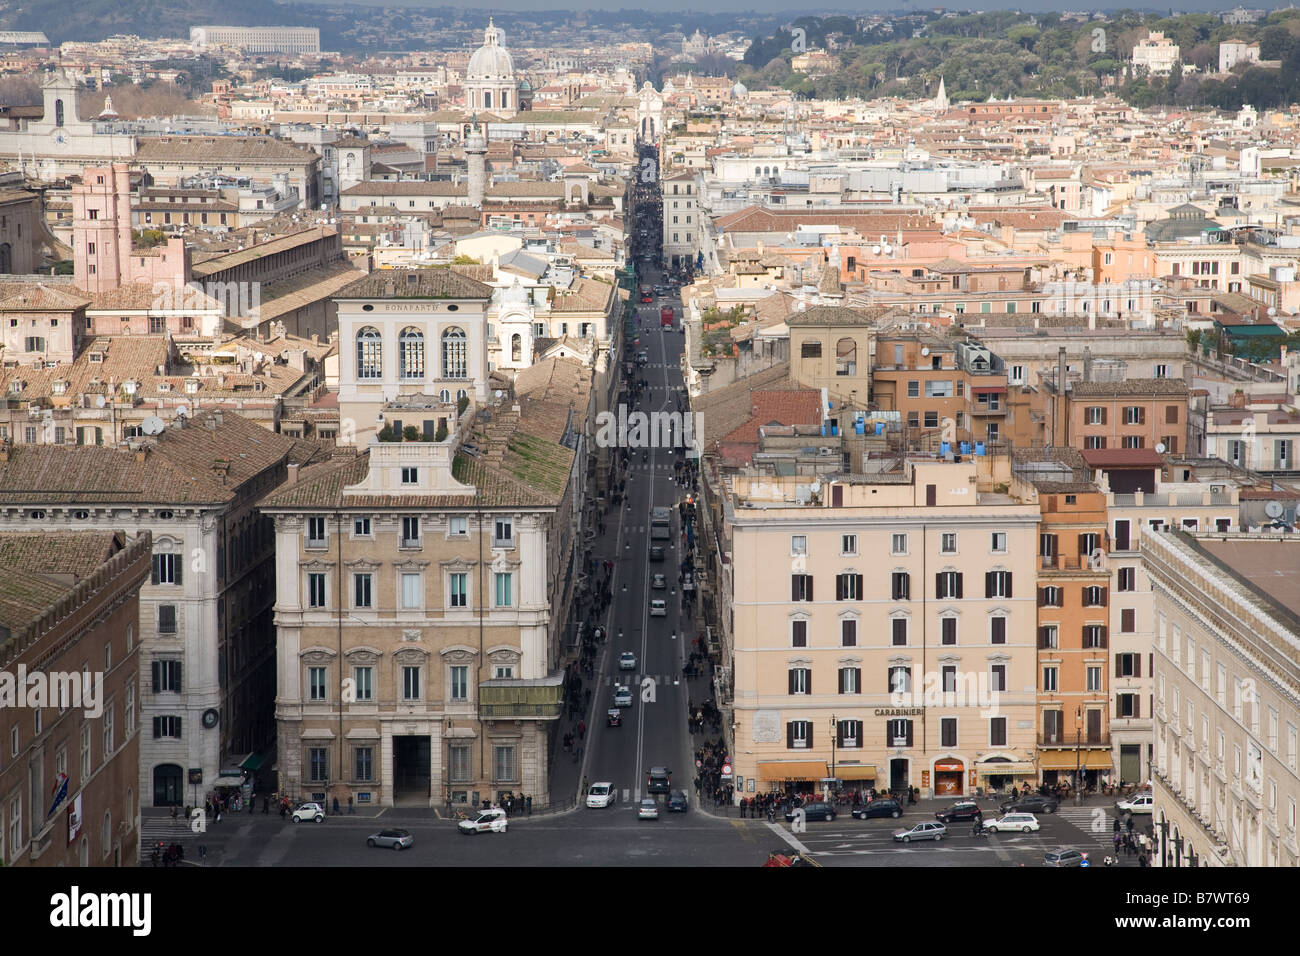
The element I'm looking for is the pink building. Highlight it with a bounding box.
[72,163,189,294]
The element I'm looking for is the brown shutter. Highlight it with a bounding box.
[985,571,994,598]
[905,721,914,747]
[1115,655,1122,678]
[936,573,944,598]
[838,669,845,694]
[855,574,863,599]
[806,670,812,695]
[808,576,813,601]
[788,669,796,694]
[1037,588,1045,608]
[832,484,843,507]
[1135,696,1141,719]
[792,575,799,602]
[853,668,861,693]
[1100,407,1107,425]
[836,574,844,601]
[1005,572,1012,598]
[787,722,795,748]
[926,484,937,507]
[1078,533,1088,557]
[956,574,963,598]
[1149,653,1153,676]
[1135,655,1142,678]
[1138,407,1146,425]
[1099,626,1108,648]
[807,725,814,750]
[1100,586,1108,607]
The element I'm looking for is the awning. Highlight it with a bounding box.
[934,762,965,772]
[971,385,1006,395]
[834,765,877,781]
[1038,749,1113,771]
[976,761,1037,777]
[240,752,267,772]
[758,760,828,781]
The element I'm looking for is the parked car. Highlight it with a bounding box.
[638,798,660,820]
[934,801,982,824]
[612,684,633,707]
[1001,794,1059,815]
[291,802,325,823]
[458,807,508,834]
[785,802,836,823]
[651,573,667,590]
[649,599,667,616]
[894,821,947,843]
[667,790,689,813]
[367,828,413,850]
[851,799,902,820]
[586,782,615,808]
[1043,847,1086,867]
[649,546,665,561]
[984,813,1040,833]
[619,651,637,670]
[1116,792,1154,815]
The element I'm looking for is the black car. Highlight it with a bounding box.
[934,801,983,824]
[1000,795,1059,815]
[649,546,665,561]
[785,802,836,823]
[667,790,689,813]
[851,799,903,820]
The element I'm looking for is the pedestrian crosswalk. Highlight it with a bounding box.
[1053,805,1117,847]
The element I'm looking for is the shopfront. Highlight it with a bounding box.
[757,760,829,794]
[933,759,965,797]
[1038,749,1114,788]
[975,758,1037,794]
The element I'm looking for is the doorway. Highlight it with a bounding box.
[392,735,431,806]
[889,758,908,793]
[1120,744,1141,787]
[152,764,183,806]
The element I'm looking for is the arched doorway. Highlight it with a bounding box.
[153,764,183,806]
[933,758,965,796]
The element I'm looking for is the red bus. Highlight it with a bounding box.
[660,306,674,328]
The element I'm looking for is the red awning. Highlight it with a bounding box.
[934,762,964,772]
[971,386,1006,395]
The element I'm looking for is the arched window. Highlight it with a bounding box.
[102,811,112,859]
[55,98,64,127]
[836,337,857,376]
[755,166,761,176]
[399,327,424,379]
[439,389,450,404]
[511,333,522,362]
[356,326,382,379]
[456,389,468,402]
[442,327,467,379]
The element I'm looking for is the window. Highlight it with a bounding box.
[492,745,519,783]
[1082,585,1107,607]
[924,411,939,429]
[158,605,177,634]
[125,685,134,736]
[985,571,1012,598]
[309,748,329,782]
[494,518,514,548]
[1083,625,1107,649]
[1085,406,1105,426]
[1123,406,1145,426]
[788,668,811,695]
[401,516,421,547]
[401,573,422,609]
[891,618,908,646]
[1039,625,1059,649]
[887,718,913,747]
[790,535,807,555]
[990,665,1007,692]
[841,534,857,555]
[1043,666,1059,693]
[449,744,471,783]
[1117,694,1139,719]
[307,517,327,546]
[103,705,114,757]
[1039,586,1062,607]
[836,572,863,601]
[941,616,957,646]
[441,327,467,379]
[990,532,1007,553]
[1117,567,1136,592]
[449,516,468,536]
[353,573,373,608]
[450,666,468,701]
[889,666,912,695]
[152,716,182,738]
[151,553,183,586]
[1084,436,1107,450]
[990,616,1006,645]
[356,327,382,379]
[989,717,1007,747]
[494,572,513,607]
[1122,436,1145,449]
[354,747,374,782]
[354,666,373,702]
[402,666,421,700]
[907,380,920,398]
[925,380,953,398]
[837,718,862,747]
[353,517,372,536]
[791,619,808,647]
[449,573,468,608]
[308,573,327,608]
[790,574,814,602]
[891,533,908,554]
[788,721,812,749]
[891,572,910,601]
[401,467,419,485]
[941,533,957,553]
[935,571,963,599]
[151,661,182,693]
[1121,608,1136,633]
[941,717,957,748]
[308,666,328,701]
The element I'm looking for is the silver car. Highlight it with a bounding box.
[367,828,414,850]
[893,821,947,843]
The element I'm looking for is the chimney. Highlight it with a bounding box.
[1083,346,1093,383]
[0,437,10,462]
[286,462,300,486]
[136,447,148,463]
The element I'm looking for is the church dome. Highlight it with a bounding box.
[731,81,747,99]
[467,18,515,81]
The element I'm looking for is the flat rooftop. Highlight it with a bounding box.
[1195,536,1300,623]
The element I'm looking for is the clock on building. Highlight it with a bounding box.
[202,708,219,729]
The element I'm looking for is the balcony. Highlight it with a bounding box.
[1039,734,1110,748]
[478,672,564,720]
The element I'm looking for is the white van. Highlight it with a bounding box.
[649,599,667,617]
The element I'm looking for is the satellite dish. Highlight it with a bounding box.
[871,245,881,255]
[1265,500,1285,519]
[141,416,165,436]
[921,347,930,357]
[494,390,503,399]
[95,395,106,408]
[254,352,264,363]
[794,484,811,504]
[1155,442,1167,454]
[175,403,189,418]
[810,479,821,495]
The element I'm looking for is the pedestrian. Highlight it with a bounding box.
[1126,816,1135,834]
[171,804,178,827]
[1113,817,1121,834]
[348,795,355,815]
[526,795,532,815]
[263,795,269,814]
[250,793,256,815]
[578,720,586,740]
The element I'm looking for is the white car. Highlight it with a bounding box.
[587,782,615,808]
[458,807,508,834]
[291,802,325,823]
[984,812,1040,833]
[1117,792,1154,815]
[637,798,660,820]
[619,651,637,671]
[613,683,633,707]
[649,599,667,617]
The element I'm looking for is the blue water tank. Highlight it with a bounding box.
[821,425,827,437]
[940,442,951,456]
[855,421,865,435]
[875,423,883,436]
[960,442,971,455]
[831,425,838,436]
[975,442,986,456]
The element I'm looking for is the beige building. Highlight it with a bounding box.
[725,460,1041,799]
[1145,531,1300,867]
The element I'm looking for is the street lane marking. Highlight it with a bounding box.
[766,821,812,855]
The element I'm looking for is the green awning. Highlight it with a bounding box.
[240,752,267,772]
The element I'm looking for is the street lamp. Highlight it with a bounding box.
[1074,706,1082,805]
[829,714,837,799]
